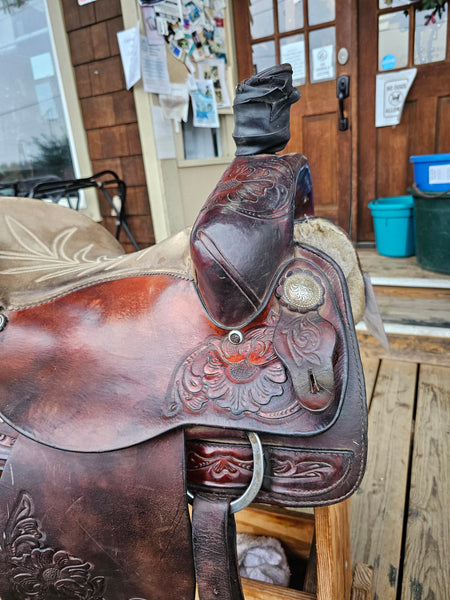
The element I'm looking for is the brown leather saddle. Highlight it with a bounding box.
[0,152,366,600]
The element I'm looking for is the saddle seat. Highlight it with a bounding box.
[0,153,367,600]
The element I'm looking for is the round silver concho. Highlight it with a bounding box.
[228,329,244,345]
[277,269,325,312]
[0,313,7,332]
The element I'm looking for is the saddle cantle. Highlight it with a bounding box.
[0,65,366,600]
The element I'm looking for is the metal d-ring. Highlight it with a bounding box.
[186,431,264,514]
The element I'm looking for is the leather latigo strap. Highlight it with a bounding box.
[0,429,194,600]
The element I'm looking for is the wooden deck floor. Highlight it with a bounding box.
[238,249,450,599]
[350,335,450,600]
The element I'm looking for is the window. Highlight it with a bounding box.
[248,0,336,84]
[0,0,77,192]
[378,2,449,71]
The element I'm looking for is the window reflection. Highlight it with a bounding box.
[414,8,447,64]
[0,0,75,187]
[278,0,303,33]
[252,40,276,74]
[308,0,335,26]
[379,0,415,8]
[250,0,274,39]
[378,11,410,71]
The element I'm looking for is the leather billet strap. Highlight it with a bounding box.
[192,496,244,600]
[190,431,263,600]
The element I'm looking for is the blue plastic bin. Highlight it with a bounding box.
[368,196,416,257]
[410,154,450,192]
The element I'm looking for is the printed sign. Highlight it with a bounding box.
[375,68,417,127]
[429,164,450,185]
[281,40,306,85]
[312,44,334,82]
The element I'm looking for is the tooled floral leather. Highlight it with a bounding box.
[0,249,351,452]
[4,493,106,600]
[0,430,195,600]
[186,440,353,502]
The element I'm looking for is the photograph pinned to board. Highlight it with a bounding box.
[141,5,165,45]
[190,79,219,128]
[197,58,230,108]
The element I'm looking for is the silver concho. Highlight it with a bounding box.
[276,269,325,312]
[228,329,244,345]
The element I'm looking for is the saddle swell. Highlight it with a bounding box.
[190,153,313,329]
[0,151,366,600]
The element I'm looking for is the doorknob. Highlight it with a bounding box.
[337,75,350,131]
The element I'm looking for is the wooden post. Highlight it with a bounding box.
[314,500,352,600]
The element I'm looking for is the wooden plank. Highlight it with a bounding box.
[357,332,450,368]
[374,286,450,301]
[315,500,352,600]
[351,564,374,600]
[194,578,316,600]
[360,355,380,408]
[400,364,450,600]
[241,578,315,600]
[370,296,450,329]
[357,248,450,283]
[235,506,315,561]
[350,360,417,600]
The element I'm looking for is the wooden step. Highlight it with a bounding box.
[356,248,450,337]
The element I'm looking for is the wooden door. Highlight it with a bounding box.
[232,0,358,235]
[357,0,450,241]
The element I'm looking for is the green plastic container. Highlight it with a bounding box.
[411,189,450,274]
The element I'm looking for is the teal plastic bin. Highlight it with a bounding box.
[368,196,416,257]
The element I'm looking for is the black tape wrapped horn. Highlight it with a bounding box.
[232,63,301,156]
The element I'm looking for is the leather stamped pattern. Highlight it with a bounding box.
[2,493,106,600]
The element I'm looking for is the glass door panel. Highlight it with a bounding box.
[378,11,410,70]
[280,33,306,85]
[278,0,303,33]
[250,0,274,39]
[308,0,335,26]
[252,40,276,73]
[309,26,336,83]
[414,8,448,64]
[379,0,415,8]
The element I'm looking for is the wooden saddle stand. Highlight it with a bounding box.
[0,65,369,600]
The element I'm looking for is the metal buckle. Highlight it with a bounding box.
[186,431,264,514]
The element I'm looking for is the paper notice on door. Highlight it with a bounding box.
[312,44,334,82]
[375,68,417,127]
[280,40,306,85]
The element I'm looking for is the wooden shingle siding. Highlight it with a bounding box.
[61,0,155,251]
